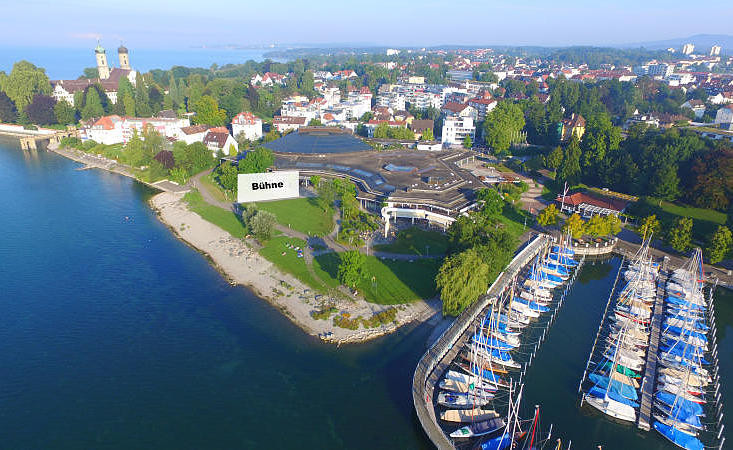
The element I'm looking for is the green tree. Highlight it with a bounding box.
[639,215,660,240]
[668,217,693,253]
[436,247,490,316]
[562,213,585,239]
[0,91,18,122]
[707,225,732,264]
[250,210,276,241]
[557,137,582,185]
[134,73,151,117]
[191,95,226,126]
[238,146,274,174]
[217,162,239,191]
[81,87,104,120]
[309,175,321,188]
[476,188,504,218]
[0,61,52,112]
[117,77,136,116]
[308,118,323,126]
[605,214,622,235]
[263,129,280,142]
[53,100,76,125]
[373,122,390,139]
[546,146,563,171]
[483,101,525,154]
[420,128,434,141]
[463,134,472,149]
[337,250,367,288]
[537,204,559,226]
[584,214,608,237]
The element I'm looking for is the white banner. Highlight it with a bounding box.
[237,171,300,203]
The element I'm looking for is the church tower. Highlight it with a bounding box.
[95,41,111,80]
[118,44,130,70]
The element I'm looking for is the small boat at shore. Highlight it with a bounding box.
[440,408,499,423]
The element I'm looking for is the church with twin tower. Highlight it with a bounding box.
[50,42,138,107]
[95,41,132,80]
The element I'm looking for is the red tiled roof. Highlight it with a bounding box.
[556,192,627,212]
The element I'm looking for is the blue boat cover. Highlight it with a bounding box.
[587,385,639,408]
[656,391,704,417]
[480,432,512,450]
[588,373,638,401]
[653,421,704,450]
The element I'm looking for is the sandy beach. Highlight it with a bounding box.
[150,191,441,344]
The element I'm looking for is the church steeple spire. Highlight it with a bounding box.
[95,40,110,80]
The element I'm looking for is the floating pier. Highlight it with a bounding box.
[636,269,668,431]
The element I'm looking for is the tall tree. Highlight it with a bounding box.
[0,61,51,112]
[337,250,367,288]
[557,136,582,185]
[436,247,490,316]
[546,146,563,171]
[562,213,585,239]
[668,217,693,253]
[24,94,56,124]
[483,101,525,154]
[134,73,151,117]
[250,210,276,241]
[81,87,104,120]
[0,91,18,122]
[191,95,226,126]
[238,146,274,174]
[707,225,732,264]
[54,100,76,125]
[117,77,136,116]
[639,215,661,240]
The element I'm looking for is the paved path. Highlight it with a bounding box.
[190,169,234,210]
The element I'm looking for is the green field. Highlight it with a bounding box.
[259,236,324,291]
[183,190,248,238]
[629,197,727,242]
[256,197,334,236]
[374,227,449,256]
[314,253,440,304]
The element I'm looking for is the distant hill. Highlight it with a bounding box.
[618,34,733,54]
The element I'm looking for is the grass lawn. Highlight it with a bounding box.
[259,236,325,291]
[256,197,334,236]
[628,197,726,242]
[498,204,531,239]
[373,227,449,256]
[314,253,441,304]
[199,173,231,203]
[183,190,248,239]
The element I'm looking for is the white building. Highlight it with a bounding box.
[682,43,695,55]
[441,117,475,147]
[715,105,733,129]
[386,49,401,56]
[84,115,190,145]
[711,45,722,56]
[85,115,125,145]
[231,112,263,141]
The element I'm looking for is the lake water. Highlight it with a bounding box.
[0,47,284,80]
[1,141,730,449]
[0,141,431,449]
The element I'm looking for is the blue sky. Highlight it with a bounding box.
[1,0,732,49]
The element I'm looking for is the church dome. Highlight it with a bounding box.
[118,45,128,54]
[95,43,105,54]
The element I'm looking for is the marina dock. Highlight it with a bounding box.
[637,269,668,431]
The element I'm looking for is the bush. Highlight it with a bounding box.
[333,313,360,330]
[310,306,338,320]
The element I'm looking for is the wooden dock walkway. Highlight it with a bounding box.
[637,270,667,431]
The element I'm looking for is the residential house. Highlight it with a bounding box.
[681,99,706,118]
[203,127,238,156]
[177,124,210,144]
[250,72,287,87]
[555,191,628,218]
[410,119,434,139]
[559,113,586,142]
[273,116,307,133]
[231,112,263,141]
